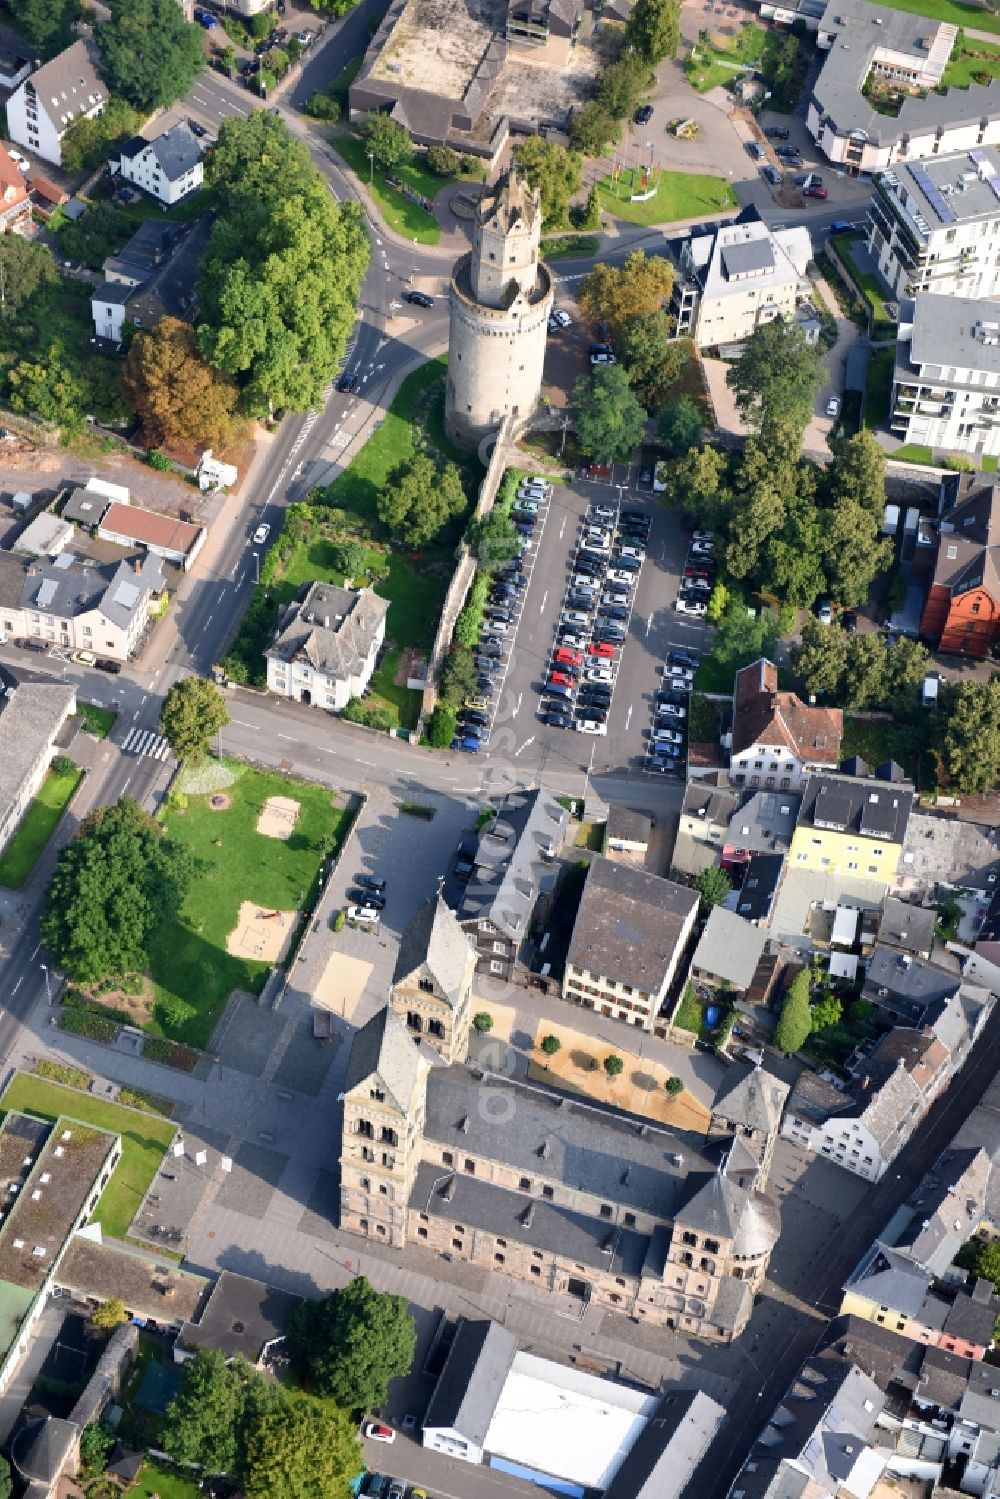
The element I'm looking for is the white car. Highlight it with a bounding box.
[253,523,270,545]
[590,351,616,365]
[690,543,714,560]
[553,308,572,327]
[618,546,645,562]
[606,569,634,588]
[363,1423,396,1444]
[652,728,684,745]
[826,395,841,419]
[663,664,694,683]
[658,703,687,720]
[347,904,379,926]
[577,719,608,735]
[572,576,601,592]
[561,610,591,627]
[675,598,707,617]
[692,530,714,543]
[586,668,614,685]
[558,632,588,649]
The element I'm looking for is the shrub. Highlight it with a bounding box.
[342,699,394,732]
[473,1011,493,1033]
[427,703,458,747]
[665,1075,685,1096]
[603,1054,624,1077]
[400,802,435,819]
[118,1087,172,1116]
[34,1059,91,1089]
[540,1034,561,1056]
[775,969,812,1054]
[59,1009,120,1043]
[148,448,172,471]
[156,995,196,1033]
[333,909,346,932]
[426,145,461,175]
[51,754,77,776]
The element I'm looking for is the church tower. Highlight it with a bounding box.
[444,168,553,451]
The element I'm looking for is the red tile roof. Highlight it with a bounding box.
[732,657,843,765]
[0,147,25,206]
[99,502,202,557]
[28,175,68,206]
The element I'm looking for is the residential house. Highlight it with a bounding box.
[7,42,106,167]
[789,769,914,884]
[91,217,210,342]
[729,658,843,791]
[721,788,801,875]
[422,1317,723,1495]
[265,583,388,712]
[688,906,767,998]
[0,552,165,662]
[0,146,30,234]
[785,981,994,1180]
[341,1006,781,1340]
[862,946,960,1024]
[179,1271,301,1366]
[390,895,477,1064]
[562,858,699,1033]
[113,124,204,206]
[670,221,812,349]
[877,898,936,959]
[97,503,206,572]
[14,513,74,560]
[670,776,741,880]
[871,146,1000,303]
[919,479,1000,656]
[708,1063,790,1186]
[0,667,76,857]
[0,50,30,92]
[456,787,568,981]
[726,1350,888,1499]
[733,852,785,924]
[604,807,651,864]
[891,295,1000,462]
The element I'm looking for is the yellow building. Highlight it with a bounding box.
[789,771,914,885]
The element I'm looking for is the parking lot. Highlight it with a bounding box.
[488,473,714,777]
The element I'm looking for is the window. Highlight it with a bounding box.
[624,1212,636,1227]
[464,1158,475,1174]
[452,1238,463,1250]
[519,1177,531,1190]
[530,1265,541,1276]
[356,1119,373,1138]
[442,1151,453,1165]
[542,1185,554,1200]
[600,1204,612,1219]
[418,977,434,993]
[380,1127,398,1146]
[417,1227,428,1239]
[494,1252,505,1265]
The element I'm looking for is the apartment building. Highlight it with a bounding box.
[266,583,388,712]
[562,858,699,1033]
[870,148,1000,301]
[790,769,914,885]
[0,551,164,662]
[0,668,77,858]
[891,294,1000,458]
[671,220,811,349]
[7,43,106,167]
[730,658,843,791]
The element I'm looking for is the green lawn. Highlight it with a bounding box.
[131,1461,202,1499]
[892,442,935,463]
[334,132,449,243]
[150,763,349,1046]
[941,34,1000,87]
[983,455,998,472]
[684,24,767,92]
[0,1074,175,1240]
[77,701,116,738]
[841,714,937,790]
[0,763,83,890]
[876,0,1000,34]
[596,167,737,226]
[831,233,895,337]
[865,345,896,430]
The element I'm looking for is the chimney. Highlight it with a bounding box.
[132,558,141,574]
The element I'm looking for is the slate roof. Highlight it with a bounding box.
[457,786,568,943]
[682,778,742,831]
[22,40,105,132]
[712,1063,789,1136]
[734,852,785,922]
[393,895,473,1009]
[566,857,698,994]
[0,551,26,610]
[180,1271,301,1362]
[845,1242,932,1319]
[725,789,801,856]
[877,899,936,958]
[862,947,959,1024]
[424,1066,712,1220]
[942,1281,1000,1346]
[422,1318,518,1442]
[0,676,76,843]
[267,582,388,681]
[121,122,202,182]
[732,658,843,764]
[603,1389,725,1499]
[11,1415,78,1484]
[893,1145,991,1276]
[104,219,183,283]
[798,771,914,844]
[690,905,766,990]
[676,1169,780,1258]
[606,806,652,847]
[931,480,1000,600]
[344,1006,430,1113]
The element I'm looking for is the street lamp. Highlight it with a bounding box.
[40,964,51,1005]
[412,236,417,284]
[367,150,375,186]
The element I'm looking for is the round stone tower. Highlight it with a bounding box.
[444,168,553,451]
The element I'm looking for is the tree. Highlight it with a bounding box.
[377,454,467,545]
[885,635,929,708]
[616,312,687,409]
[840,632,888,710]
[0,238,58,318]
[627,0,681,61]
[286,1277,416,1409]
[426,145,461,176]
[570,102,619,157]
[579,251,674,337]
[941,677,1000,793]
[665,1075,685,1096]
[243,1396,362,1499]
[597,53,652,119]
[822,430,886,520]
[428,703,458,748]
[123,317,240,450]
[439,646,478,703]
[61,98,141,174]
[78,1423,113,1478]
[603,1054,624,1077]
[726,319,824,442]
[41,799,193,983]
[160,678,230,763]
[761,493,827,609]
[658,397,702,458]
[660,444,730,530]
[774,969,812,1054]
[469,510,520,572]
[90,1297,128,1332]
[809,992,842,1032]
[198,113,370,417]
[540,1034,562,1056]
[822,499,894,606]
[963,1238,1000,1292]
[693,865,731,914]
[0,0,79,56]
[574,365,648,462]
[361,112,414,172]
[791,618,848,698]
[97,0,204,111]
[7,348,86,432]
[162,1350,252,1475]
[473,1011,493,1032]
[511,138,582,228]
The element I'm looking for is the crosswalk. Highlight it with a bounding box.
[120,728,172,761]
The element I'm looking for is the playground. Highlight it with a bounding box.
[227,902,299,964]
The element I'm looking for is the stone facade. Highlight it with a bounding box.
[389,895,476,1064]
[445,169,553,450]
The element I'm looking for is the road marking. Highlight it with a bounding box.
[237,574,245,589]
[121,776,131,793]
[356,758,375,767]
[559,518,566,539]
[277,733,296,741]
[646,614,653,635]
[132,708,140,720]
[513,692,522,717]
[540,590,548,613]
[30,944,39,959]
[205,614,213,627]
[625,703,633,730]
[513,736,535,757]
[11,977,20,994]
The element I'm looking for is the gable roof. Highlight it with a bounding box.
[138,122,203,181]
[393,895,473,1008]
[732,658,843,764]
[457,786,568,942]
[566,857,698,993]
[0,145,25,204]
[343,1006,429,1113]
[676,1169,780,1256]
[691,905,766,990]
[423,1318,518,1443]
[23,40,105,131]
[603,1389,725,1499]
[932,481,1000,599]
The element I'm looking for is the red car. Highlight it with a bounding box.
[548,671,575,689]
[804,185,828,200]
[554,647,583,666]
[684,567,712,581]
[588,642,615,659]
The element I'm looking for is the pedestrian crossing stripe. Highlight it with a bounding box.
[120,728,171,761]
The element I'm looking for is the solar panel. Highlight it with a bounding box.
[989,174,1000,205]
[969,148,987,167]
[910,161,956,223]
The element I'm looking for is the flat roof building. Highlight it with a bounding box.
[891,294,1000,459]
[871,147,1000,303]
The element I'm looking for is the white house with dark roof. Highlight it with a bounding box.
[113,123,204,206]
[891,295,1000,460]
[672,221,811,349]
[0,553,164,662]
[265,582,388,712]
[7,42,106,167]
[0,667,76,858]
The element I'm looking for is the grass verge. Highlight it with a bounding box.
[830,233,895,337]
[77,701,116,738]
[892,443,935,464]
[0,1074,175,1240]
[334,132,451,243]
[596,167,737,226]
[0,763,83,889]
[540,234,601,259]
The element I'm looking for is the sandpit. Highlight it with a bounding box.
[226,901,299,963]
[257,795,300,840]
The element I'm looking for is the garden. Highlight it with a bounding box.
[830,232,896,339]
[0,757,83,890]
[596,165,737,227]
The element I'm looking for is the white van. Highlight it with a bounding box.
[921,674,939,708]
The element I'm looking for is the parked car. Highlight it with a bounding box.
[555,647,584,666]
[675,599,707,617]
[336,372,358,393]
[551,307,571,327]
[815,596,834,625]
[804,184,828,200]
[542,710,573,727]
[762,164,782,186]
[764,125,790,139]
[577,719,608,735]
[513,499,539,515]
[826,395,841,418]
[349,887,386,909]
[664,664,695,683]
[669,649,701,669]
[347,904,380,925]
[746,140,764,160]
[364,1423,396,1445]
[634,103,654,124]
[253,523,270,545]
[652,728,684,745]
[450,736,480,753]
[658,702,687,720]
[355,874,386,894]
[590,351,616,366]
[591,505,616,523]
[95,657,122,672]
[548,671,577,690]
[588,642,616,659]
[690,541,715,558]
